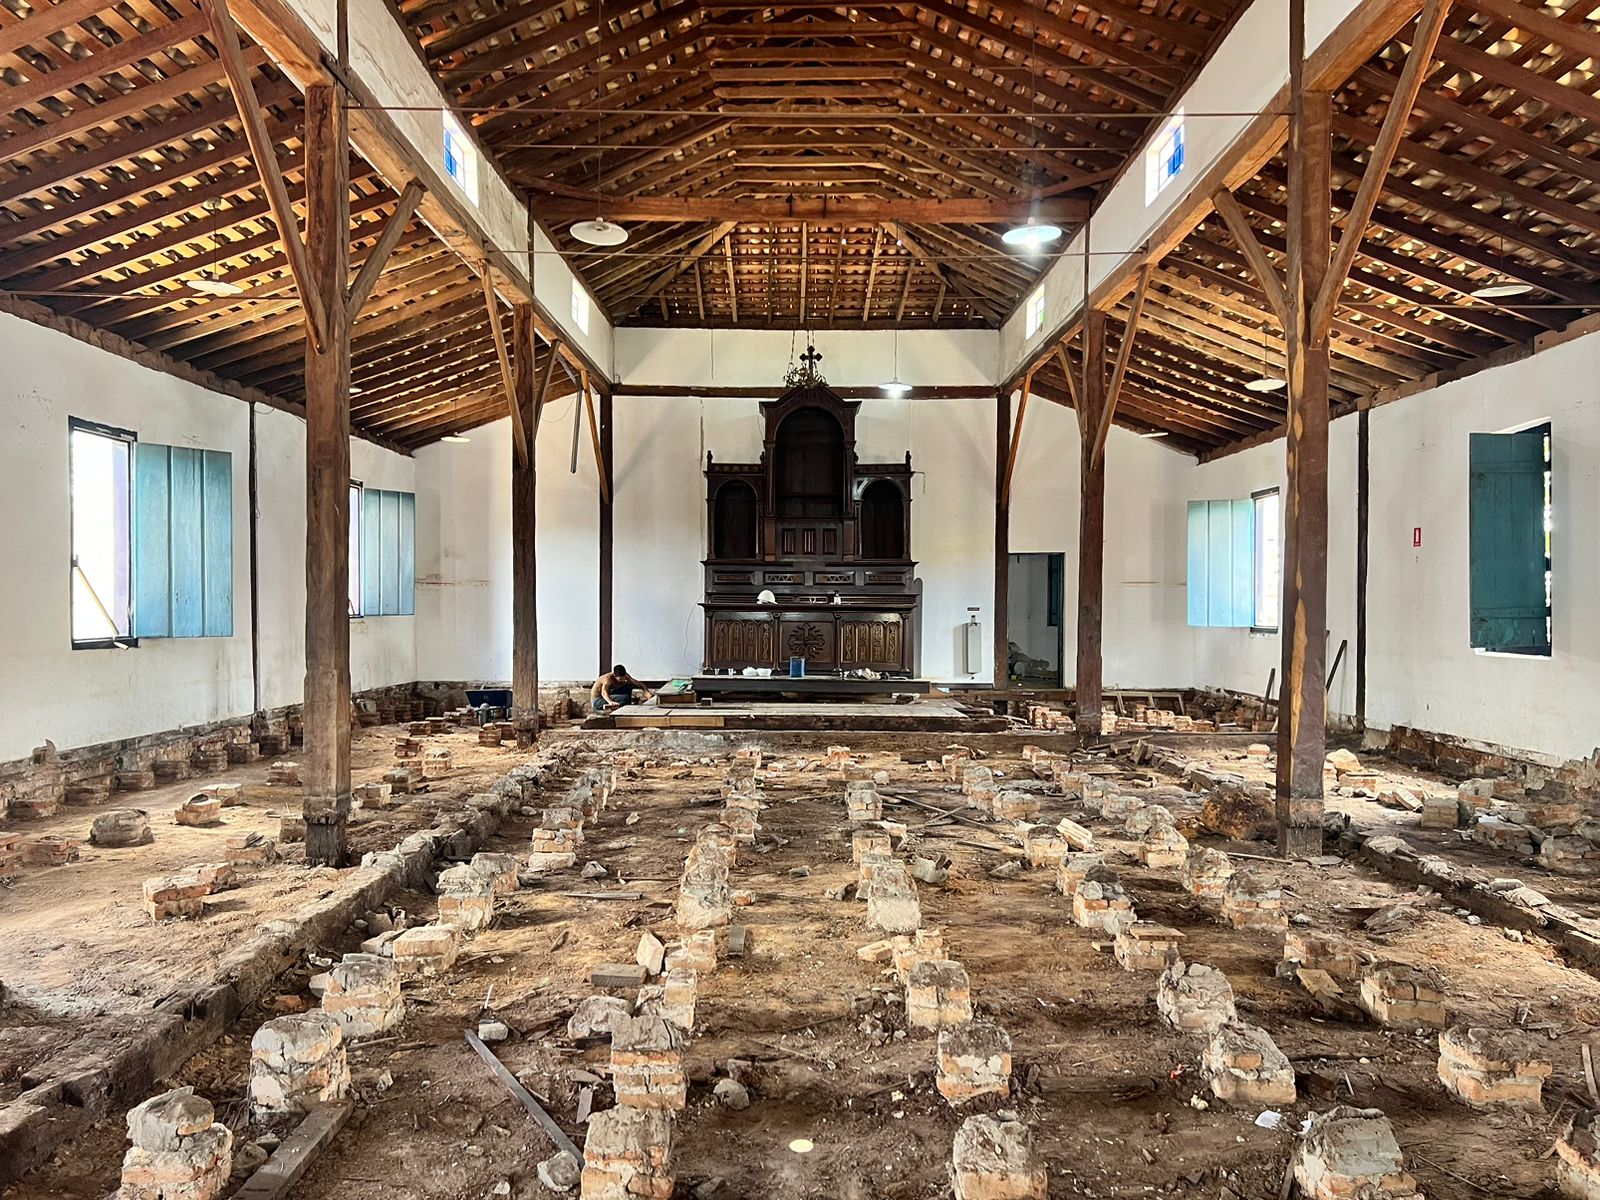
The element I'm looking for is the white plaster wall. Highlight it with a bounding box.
[1007,399,1196,688]
[0,312,415,762]
[412,403,600,685]
[1172,421,1361,719]
[615,327,998,390]
[1364,335,1600,760]
[1000,0,1373,376]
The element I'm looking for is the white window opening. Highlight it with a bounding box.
[1144,109,1186,205]
[442,111,479,206]
[70,420,134,646]
[571,279,592,336]
[1252,488,1281,631]
[349,481,363,617]
[1024,286,1046,339]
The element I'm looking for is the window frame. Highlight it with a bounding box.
[570,279,591,336]
[1251,486,1282,634]
[1024,286,1046,339]
[1144,109,1186,205]
[442,110,479,206]
[68,416,138,651]
[349,479,364,619]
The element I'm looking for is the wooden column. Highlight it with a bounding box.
[301,80,352,868]
[511,305,540,745]
[1276,0,1334,857]
[1075,309,1107,738]
[993,387,1010,691]
[598,390,614,673]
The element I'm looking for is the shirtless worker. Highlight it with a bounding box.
[591,664,654,712]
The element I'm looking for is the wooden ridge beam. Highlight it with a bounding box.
[526,194,1089,224]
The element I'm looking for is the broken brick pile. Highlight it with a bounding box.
[1293,1107,1422,1200]
[1436,1025,1550,1109]
[951,1115,1047,1200]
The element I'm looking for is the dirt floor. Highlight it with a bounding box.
[5,729,1598,1199]
[0,724,533,1106]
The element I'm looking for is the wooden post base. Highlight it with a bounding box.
[305,814,348,867]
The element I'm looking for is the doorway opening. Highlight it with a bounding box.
[1008,552,1064,686]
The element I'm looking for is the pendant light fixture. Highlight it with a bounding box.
[1002,32,1064,253]
[1470,226,1532,299]
[188,197,244,297]
[1245,323,1286,393]
[570,0,628,248]
[881,327,910,397]
[441,434,472,444]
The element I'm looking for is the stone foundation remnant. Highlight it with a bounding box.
[225,832,277,866]
[1204,1022,1296,1106]
[1221,871,1286,931]
[1437,1025,1551,1109]
[248,1012,350,1116]
[391,923,461,977]
[117,1088,233,1200]
[1113,922,1184,972]
[1055,852,1104,898]
[991,790,1040,821]
[846,781,883,823]
[937,1019,1012,1104]
[1293,1107,1421,1200]
[436,864,496,931]
[852,829,892,864]
[580,1106,674,1200]
[1156,961,1237,1035]
[173,795,223,827]
[142,872,210,921]
[1359,962,1447,1029]
[1072,875,1135,934]
[321,953,404,1038]
[1284,930,1364,980]
[90,809,154,848]
[610,1015,687,1110]
[866,861,922,934]
[951,1115,1047,1200]
[905,959,973,1031]
[1182,846,1234,898]
[1139,822,1189,870]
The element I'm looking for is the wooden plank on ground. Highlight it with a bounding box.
[229,1102,352,1200]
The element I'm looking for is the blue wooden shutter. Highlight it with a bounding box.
[132,444,233,638]
[397,490,416,616]
[201,450,233,636]
[1187,499,1255,627]
[133,443,171,637]
[1186,501,1209,626]
[361,487,383,617]
[1470,426,1549,653]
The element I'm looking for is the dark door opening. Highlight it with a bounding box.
[1007,552,1064,686]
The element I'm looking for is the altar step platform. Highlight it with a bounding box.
[585,695,1007,733]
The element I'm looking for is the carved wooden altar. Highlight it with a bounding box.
[702,371,919,675]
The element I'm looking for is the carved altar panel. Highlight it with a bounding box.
[839,616,903,670]
[779,618,836,667]
[710,615,774,666]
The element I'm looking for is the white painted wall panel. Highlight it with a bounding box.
[0,312,415,762]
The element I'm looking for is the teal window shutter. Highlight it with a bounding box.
[359,487,417,617]
[201,450,234,636]
[1187,498,1255,628]
[132,443,171,638]
[361,486,383,617]
[1186,502,1208,627]
[1469,426,1550,653]
[132,444,233,638]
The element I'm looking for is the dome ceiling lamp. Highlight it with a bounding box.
[187,197,244,297]
[881,327,910,397]
[1244,322,1286,394]
[1002,30,1065,254]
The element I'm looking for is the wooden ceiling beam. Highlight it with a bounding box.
[528,194,1089,223]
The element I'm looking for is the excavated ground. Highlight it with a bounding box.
[6,732,1599,1200]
